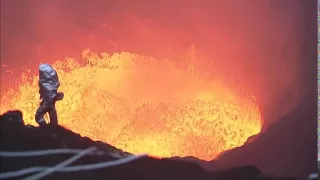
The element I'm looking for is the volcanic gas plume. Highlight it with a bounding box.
[0,49,262,160]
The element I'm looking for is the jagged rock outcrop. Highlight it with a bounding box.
[0,110,298,180]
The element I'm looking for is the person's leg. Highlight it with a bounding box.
[48,101,58,126]
[35,101,49,126]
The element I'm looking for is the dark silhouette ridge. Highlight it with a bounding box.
[204,96,317,179]
[0,110,297,180]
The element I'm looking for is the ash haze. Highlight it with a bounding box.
[0,0,317,130]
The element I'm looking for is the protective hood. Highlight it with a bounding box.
[39,64,57,80]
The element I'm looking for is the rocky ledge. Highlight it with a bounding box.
[0,110,307,180]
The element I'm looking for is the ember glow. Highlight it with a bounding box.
[0,49,262,160]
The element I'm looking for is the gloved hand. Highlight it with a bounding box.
[54,92,64,101]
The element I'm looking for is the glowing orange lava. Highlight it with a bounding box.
[0,49,262,160]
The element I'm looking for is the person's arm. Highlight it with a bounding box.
[39,81,56,101]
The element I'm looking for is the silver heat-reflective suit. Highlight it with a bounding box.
[35,64,63,126]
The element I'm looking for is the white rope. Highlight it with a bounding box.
[0,153,147,179]
[22,147,97,180]
[308,173,318,180]
[0,149,102,157]
[56,153,147,171]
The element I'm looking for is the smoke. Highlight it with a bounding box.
[0,0,317,129]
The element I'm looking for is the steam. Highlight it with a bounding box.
[1,0,316,129]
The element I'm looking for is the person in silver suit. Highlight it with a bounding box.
[35,64,64,126]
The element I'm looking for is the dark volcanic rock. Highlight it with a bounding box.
[0,110,295,180]
[204,94,317,180]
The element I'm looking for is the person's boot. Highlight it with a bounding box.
[37,118,47,126]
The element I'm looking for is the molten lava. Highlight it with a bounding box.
[0,49,262,160]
